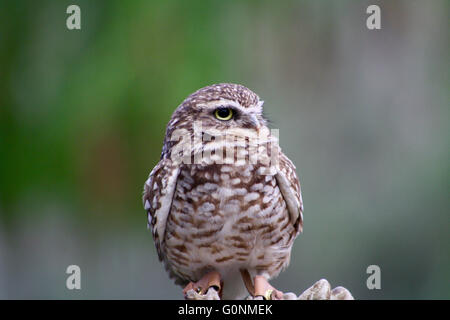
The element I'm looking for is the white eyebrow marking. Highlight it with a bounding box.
[197,99,263,114]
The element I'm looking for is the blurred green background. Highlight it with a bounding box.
[0,0,448,299]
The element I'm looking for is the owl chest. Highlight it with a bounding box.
[166,164,283,241]
[163,163,292,278]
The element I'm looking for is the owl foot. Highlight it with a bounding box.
[183,271,222,297]
[240,270,284,300]
[253,275,284,300]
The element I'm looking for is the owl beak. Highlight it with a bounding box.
[247,114,260,129]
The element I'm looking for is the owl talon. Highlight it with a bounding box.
[253,275,284,300]
[183,271,222,297]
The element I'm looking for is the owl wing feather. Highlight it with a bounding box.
[275,151,304,233]
[143,159,180,261]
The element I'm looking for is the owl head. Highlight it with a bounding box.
[167,83,267,133]
[161,83,275,164]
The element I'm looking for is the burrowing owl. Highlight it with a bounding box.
[143,83,303,300]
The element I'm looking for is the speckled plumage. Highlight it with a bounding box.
[143,83,303,299]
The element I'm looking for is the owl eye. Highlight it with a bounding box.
[214,107,233,121]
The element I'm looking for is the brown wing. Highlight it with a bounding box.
[275,151,304,233]
[143,159,180,261]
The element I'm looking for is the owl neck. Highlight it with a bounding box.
[164,126,280,169]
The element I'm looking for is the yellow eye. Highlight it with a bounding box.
[214,108,233,121]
